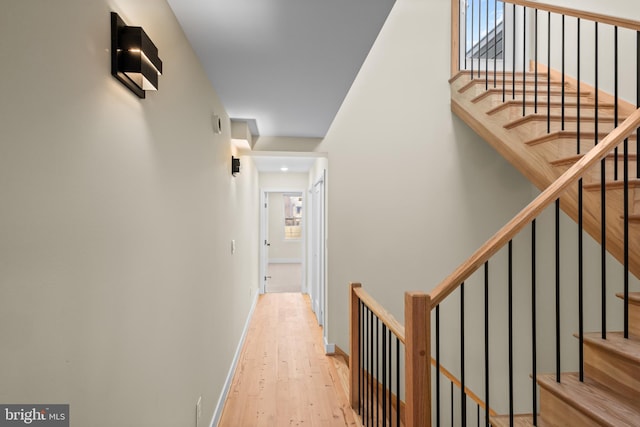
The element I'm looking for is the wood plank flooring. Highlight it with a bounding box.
[219,293,359,426]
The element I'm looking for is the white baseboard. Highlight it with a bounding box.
[210,292,259,427]
[324,337,335,355]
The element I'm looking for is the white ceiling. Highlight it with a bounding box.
[166,0,395,139]
[251,155,319,173]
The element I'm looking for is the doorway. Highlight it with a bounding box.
[261,191,305,294]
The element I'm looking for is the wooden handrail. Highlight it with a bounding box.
[502,0,640,32]
[430,108,640,308]
[353,285,406,343]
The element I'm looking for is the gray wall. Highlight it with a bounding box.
[0,1,259,426]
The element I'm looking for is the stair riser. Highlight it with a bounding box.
[583,342,640,404]
[472,92,592,109]
[539,389,602,427]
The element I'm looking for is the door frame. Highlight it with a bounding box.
[309,171,326,330]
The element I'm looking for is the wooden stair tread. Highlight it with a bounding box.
[459,79,564,93]
[487,100,615,115]
[472,88,589,103]
[526,131,637,146]
[583,178,640,191]
[550,153,637,166]
[538,373,640,425]
[449,70,549,84]
[505,114,629,130]
[616,292,640,304]
[491,414,548,427]
[580,332,640,364]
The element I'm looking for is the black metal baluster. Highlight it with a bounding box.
[508,240,514,425]
[535,9,539,114]
[478,0,481,79]
[363,307,371,425]
[494,0,498,88]
[471,0,475,79]
[556,199,561,382]
[578,18,584,383]
[484,261,490,427]
[360,301,363,416]
[512,4,516,100]
[577,19,581,155]
[370,309,374,425]
[579,177,584,381]
[465,0,468,70]
[624,136,630,339]
[561,15,565,131]
[614,26,619,180]
[382,323,387,426]
[461,282,467,427]
[503,2,506,102]
[595,22,599,147]
[388,328,392,427]
[547,12,551,133]
[396,337,400,427]
[523,6,527,117]
[531,220,538,425]
[437,304,441,427]
[376,317,379,426]
[486,0,489,90]
[364,305,368,425]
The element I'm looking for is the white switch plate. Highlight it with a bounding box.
[231,240,236,254]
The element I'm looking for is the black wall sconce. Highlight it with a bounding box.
[111,12,163,98]
[231,156,241,176]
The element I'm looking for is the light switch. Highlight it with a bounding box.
[231,239,236,254]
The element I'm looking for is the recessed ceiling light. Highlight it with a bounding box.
[280,167,289,172]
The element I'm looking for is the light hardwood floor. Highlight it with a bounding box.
[219,293,359,426]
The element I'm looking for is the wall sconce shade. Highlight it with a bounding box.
[231,156,241,176]
[111,12,163,98]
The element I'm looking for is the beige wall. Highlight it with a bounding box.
[317,0,533,353]
[0,1,259,426]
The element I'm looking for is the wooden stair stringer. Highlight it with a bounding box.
[450,72,640,279]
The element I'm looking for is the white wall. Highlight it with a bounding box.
[0,1,259,426]
[316,0,534,353]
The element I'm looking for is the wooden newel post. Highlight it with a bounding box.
[349,282,362,410]
[405,292,431,427]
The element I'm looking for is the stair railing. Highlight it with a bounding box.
[349,109,640,426]
[452,1,640,341]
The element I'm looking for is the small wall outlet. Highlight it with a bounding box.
[196,396,202,427]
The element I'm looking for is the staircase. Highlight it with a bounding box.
[347,2,640,426]
[448,4,640,426]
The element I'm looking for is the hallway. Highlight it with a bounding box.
[218,293,358,426]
